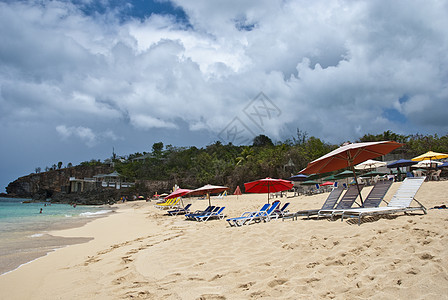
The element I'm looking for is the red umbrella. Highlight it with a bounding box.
[165,188,193,199]
[244,177,293,204]
[164,188,193,208]
[188,184,229,206]
[234,186,242,195]
[300,141,403,205]
[320,181,334,186]
[234,186,242,200]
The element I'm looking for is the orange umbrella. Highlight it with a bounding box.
[300,141,402,205]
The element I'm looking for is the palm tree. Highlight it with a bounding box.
[236,147,254,166]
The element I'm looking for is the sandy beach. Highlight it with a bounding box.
[0,180,447,299]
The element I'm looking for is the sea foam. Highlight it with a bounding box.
[79,210,112,217]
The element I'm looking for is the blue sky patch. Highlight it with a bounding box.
[72,0,189,24]
[383,108,407,124]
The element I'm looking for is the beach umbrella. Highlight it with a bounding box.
[334,170,359,179]
[164,188,193,208]
[300,180,319,185]
[165,188,193,199]
[320,181,334,186]
[322,175,337,181]
[244,177,293,204]
[234,186,242,200]
[411,151,448,161]
[361,170,387,177]
[300,141,403,205]
[387,159,417,168]
[288,174,309,181]
[234,186,242,195]
[438,162,448,168]
[188,184,229,206]
[354,159,387,170]
[412,160,443,168]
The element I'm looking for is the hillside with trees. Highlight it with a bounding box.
[5,130,448,203]
[112,130,448,191]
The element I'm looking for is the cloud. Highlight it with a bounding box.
[56,125,97,147]
[2,0,448,190]
[130,114,178,130]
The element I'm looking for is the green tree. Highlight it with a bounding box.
[253,134,274,147]
[236,147,254,166]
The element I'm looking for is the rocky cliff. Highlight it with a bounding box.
[6,165,114,200]
[5,165,175,205]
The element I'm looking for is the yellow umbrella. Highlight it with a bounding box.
[411,151,448,161]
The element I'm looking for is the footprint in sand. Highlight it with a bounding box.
[238,281,255,290]
[419,253,434,260]
[121,255,133,263]
[267,278,288,288]
[209,274,224,281]
[197,294,226,300]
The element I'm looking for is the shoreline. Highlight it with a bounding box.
[0,205,117,275]
[0,184,447,299]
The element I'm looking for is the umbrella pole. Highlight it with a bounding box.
[267,185,270,204]
[350,165,364,206]
[208,193,211,207]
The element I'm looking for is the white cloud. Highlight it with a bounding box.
[1,0,448,148]
[56,125,97,147]
[130,114,178,130]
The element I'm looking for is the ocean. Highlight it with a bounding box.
[0,198,113,275]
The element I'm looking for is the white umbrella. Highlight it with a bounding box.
[412,160,443,168]
[354,159,387,170]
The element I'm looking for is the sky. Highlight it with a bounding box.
[1,0,448,192]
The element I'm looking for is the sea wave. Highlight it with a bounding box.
[79,210,112,217]
[29,233,44,238]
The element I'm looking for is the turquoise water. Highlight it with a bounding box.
[0,198,113,274]
[0,198,111,234]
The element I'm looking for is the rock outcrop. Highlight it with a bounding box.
[5,165,114,200]
[4,165,175,205]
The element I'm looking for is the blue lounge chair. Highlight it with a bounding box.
[167,203,192,216]
[195,207,226,222]
[241,201,281,226]
[270,202,290,219]
[185,206,214,220]
[226,203,270,227]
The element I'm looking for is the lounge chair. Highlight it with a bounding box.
[317,184,365,219]
[242,201,281,225]
[185,206,215,220]
[283,186,345,220]
[341,177,426,225]
[226,203,270,227]
[318,181,392,219]
[154,197,181,210]
[270,202,291,219]
[195,207,226,222]
[167,203,192,216]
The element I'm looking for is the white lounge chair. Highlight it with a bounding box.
[318,180,392,220]
[341,177,427,225]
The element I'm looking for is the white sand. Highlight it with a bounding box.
[1,180,447,299]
